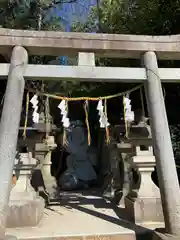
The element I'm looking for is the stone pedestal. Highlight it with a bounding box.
[7,153,45,228]
[35,136,57,198]
[125,146,164,223]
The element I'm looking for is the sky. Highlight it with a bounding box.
[53,0,97,64]
[55,0,97,31]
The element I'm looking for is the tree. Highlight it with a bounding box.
[0,0,59,29]
[72,0,180,163]
[0,1,89,95]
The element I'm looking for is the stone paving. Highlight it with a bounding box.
[6,190,164,240]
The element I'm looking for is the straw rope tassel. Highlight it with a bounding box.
[140,86,145,118]
[104,99,110,144]
[84,100,91,146]
[23,91,29,139]
[63,128,67,146]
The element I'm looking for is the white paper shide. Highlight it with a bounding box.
[123,95,134,123]
[58,100,70,128]
[97,99,110,128]
[30,94,39,123]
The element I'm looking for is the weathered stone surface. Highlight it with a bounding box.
[153,232,179,240]
[35,136,57,198]
[4,236,17,240]
[7,234,136,240]
[125,196,163,223]
[143,52,180,235]
[6,152,45,228]
[0,28,180,59]
[6,194,44,228]
[0,234,17,240]
[0,46,28,239]
[125,146,164,224]
[0,235,17,240]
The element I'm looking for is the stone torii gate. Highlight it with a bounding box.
[0,29,180,239]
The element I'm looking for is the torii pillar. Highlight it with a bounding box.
[0,46,28,239]
[143,51,180,236]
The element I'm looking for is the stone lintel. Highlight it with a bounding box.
[0,28,180,59]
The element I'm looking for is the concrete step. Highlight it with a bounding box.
[6,191,164,240]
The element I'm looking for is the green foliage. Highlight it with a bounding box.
[0,0,81,95]
[73,0,180,35]
[0,1,40,29]
[71,0,180,160]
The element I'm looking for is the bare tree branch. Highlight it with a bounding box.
[43,0,77,10]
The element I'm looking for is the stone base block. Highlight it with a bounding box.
[7,193,45,228]
[125,196,164,223]
[153,232,179,240]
